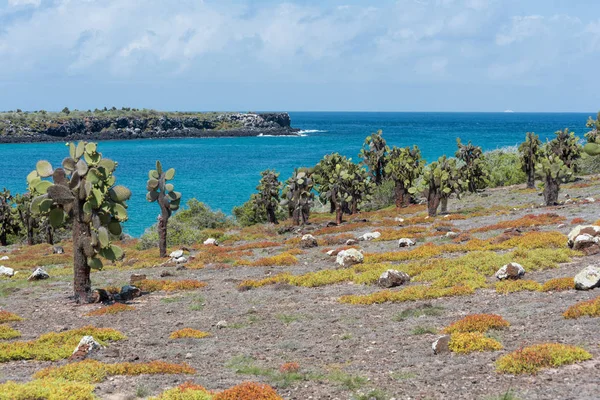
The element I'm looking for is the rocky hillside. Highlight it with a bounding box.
[0,110,299,143]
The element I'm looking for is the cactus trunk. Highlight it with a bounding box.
[72,198,92,303]
[46,225,54,245]
[427,190,440,217]
[543,176,560,206]
[335,202,343,224]
[394,181,408,208]
[526,169,535,189]
[266,205,278,224]
[158,195,170,258]
[441,197,448,214]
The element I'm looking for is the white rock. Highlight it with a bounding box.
[336,249,364,268]
[495,263,525,280]
[0,256,9,261]
[203,238,219,246]
[444,214,450,218]
[574,266,600,290]
[169,249,184,258]
[300,234,318,248]
[445,232,459,239]
[175,256,188,264]
[557,224,566,229]
[585,197,595,203]
[432,335,451,355]
[216,320,228,329]
[394,217,405,223]
[398,238,415,248]
[567,225,600,248]
[573,234,600,251]
[72,336,103,357]
[345,239,358,246]
[326,250,336,256]
[27,267,49,281]
[359,232,381,241]
[378,270,410,288]
[0,266,14,277]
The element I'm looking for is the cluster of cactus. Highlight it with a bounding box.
[314,154,372,224]
[13,193,35,245]
[359,130,389,185]
[518,132,543,189]
[584,112,600,156]
[411,155,465,217]
[455,138,488,193]
[252,170,282,224]
[0,189,19,246]
[385,145,424,208]
[282,168,314,225]
[146,161,181,257]
[28,141,131,303]
[536,153,572,206]
[26,172,57,244]
[547,128,581,172]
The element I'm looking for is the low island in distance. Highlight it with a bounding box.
[0,108,300,143]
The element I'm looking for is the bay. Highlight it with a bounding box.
[1,112,592,236]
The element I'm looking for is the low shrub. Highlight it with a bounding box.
[169,328,211,339]
[563,296,600,319]
[139,279,206,292]
[495,280,542,294]
[0,378,96,400]
[448,332,503,354]
[496,343,592,374]
[84,303,135,317]
[0,311,23,323]
[541,277,574,292]
[0,325,20,340]
[213,382,283,400]
[151,382,213,400]
[443,314,510,334]
[484,147,527,188]
[339,285,473,305]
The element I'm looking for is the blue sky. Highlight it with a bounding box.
[1,0,599,112]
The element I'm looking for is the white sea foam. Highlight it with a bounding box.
[298,129,327,134]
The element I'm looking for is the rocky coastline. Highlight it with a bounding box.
[0,111,300,143]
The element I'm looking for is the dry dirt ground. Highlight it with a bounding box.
[1,179,600,400]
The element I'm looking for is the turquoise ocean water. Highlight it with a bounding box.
[1,112,592,236]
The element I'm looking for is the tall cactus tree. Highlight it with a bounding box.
[547,128,581,172]
[455,138,488,193]
[584,112,600,156]
[253,170,281,224]
[359,130,389,185]
[411,156,465,217]
[345,161,373,214]
[0,189,18,246]
[536,153,572,206]
[518,132,542,189]
[14,193,36,245]
[146,161,181,257]
[385,146,424,208]
[26,174,55,244]
[282,168,314,225]
[29,142,131,303]
[314,154,357,224]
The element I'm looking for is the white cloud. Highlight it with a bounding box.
[7,0,41,7]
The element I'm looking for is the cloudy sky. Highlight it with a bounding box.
[1,0,599,112]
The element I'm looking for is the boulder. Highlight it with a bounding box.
[345,239,358,246]
[52,246,64,254]
[567,225,600,248]
[203,238,219,246]
[0,266,14,277]
[169,249,184,258]
[446,232,459,239]
[432,335,451,355]
[572,234,600,255]
[300,234,318,249]
[359,232,381,241]
[495,263,525,280]
[378,270,410,288]
[175,256,188,264]
[394,217,405,223]
[69,336,103,361]
[398,238,415,248]
[326,250,336,257]
[574,266,600,290]
[336,249,364,268]
[585,197,596,203]
[27,267,49,281]
[0,255,9,261]
[216,320,228,329]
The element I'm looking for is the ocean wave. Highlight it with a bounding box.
[298,129,327,134]
[258,133,307,137]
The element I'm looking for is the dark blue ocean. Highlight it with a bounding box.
[1,112,592,236]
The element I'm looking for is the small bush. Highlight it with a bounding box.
[449,332,503,354]
[169,328,211,339]
[496,343,592,374]
[0,325,20,340]
[139,279,206,292]
[563,296,600,319]
[484,147,527,188]
[541,277,574,292]
[279,362,300,373]
[84,303,135,317]
[0,379,96,400]
[339,285,473,305]
[151,382,213,400]
[443,314,510,334]
[495,280,541,294]
[0,311,23,323]
[213,382,283,400]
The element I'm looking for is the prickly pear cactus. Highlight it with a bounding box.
[282,168,314,225]
[359,130,389,185]
[385,145,424,208]
[0,188,18,246]
[28,141,131,302]
[547,128,581,172]
[455,138,488,193]
[584,112,600,156]
[518,132,542,189]
[146,161,181,257]
[411,156,464,217]
[536,154,571,206]
[253,170,281,224]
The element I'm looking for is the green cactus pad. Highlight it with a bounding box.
[68,142,76,159]
[84,151,101,166]
[88,257,103,270]
[584,142,600,156]
[97,227,110,248]
[109,186,132,203]
[87,168,102,185]
[85,142,97,154]
[149,170,159,179]
[26,170,39,185]
[108,220,122,236]
[146,179,159,190]
[75,142,85,159]
[146,191,159,202]
[36,160,53,178]
[98,158,116,173]
[34,180,53,194]
[156,160,163,174]
[75,159,88,177]
[62,157,76,173]
[112,203,128,222]
[49,207,65,228]
[165,168,175,180]
[165,183,174,192]
[99,244,123,261]
[168,191,182,201]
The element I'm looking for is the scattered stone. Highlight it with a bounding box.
[378,270,410,288]
[0,255,8,261]
[175,256,188,264]
[185,353,193,359]
[567,225,600,247]
[69,336,103,361]
[27,267,49,281]
[574,266,600,290]
[300,234,318,248]
[345,239,358,246]
[129,274,146,285]
[0,266,14,277]
[445,232,459,239]
[432,335,451,355]
[336,249,364,268]
[326,221,338,227]
[169,249,184,258]
[160,270,173,277]
[572,234,600,255]
[394,217,405,223]
[436,226,452,232]
[52,246,64,254]
[326,250,336,257]
[495,263,525,280]
[176,265,187,271]
[359,232,381,241]
[585,197,596,203]
[203,238,219,246]
[114,285,141,301]
[398,238,415,248]
[216,320,228,329]
[557,224,566,229]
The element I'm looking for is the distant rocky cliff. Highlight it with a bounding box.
[0,111,299,143]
